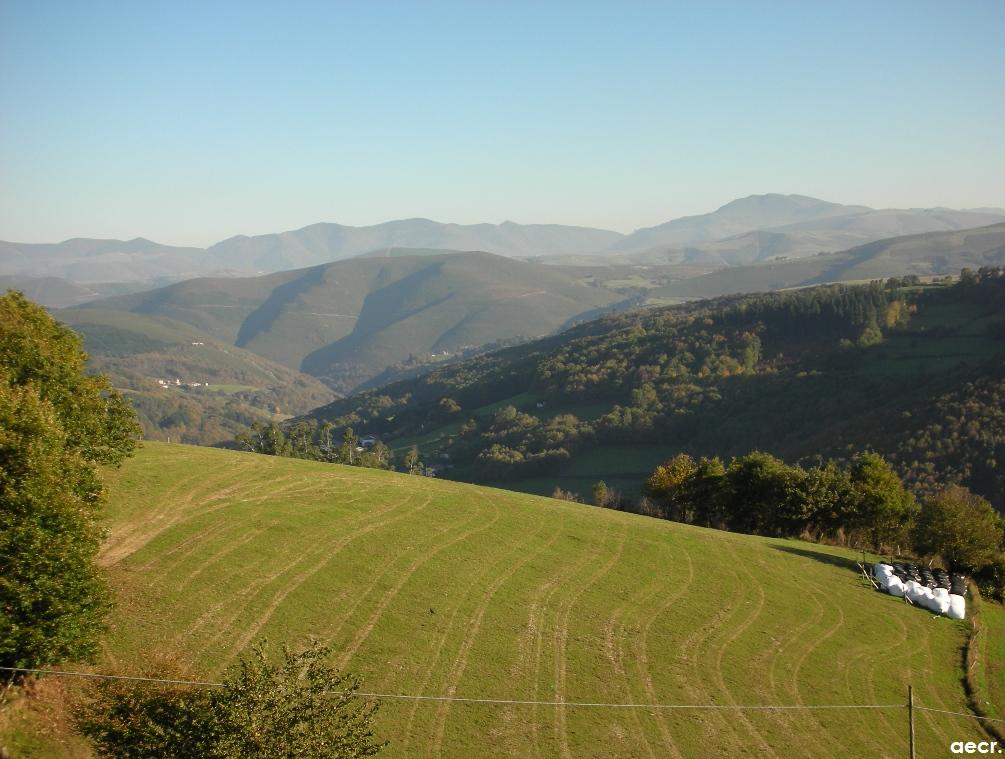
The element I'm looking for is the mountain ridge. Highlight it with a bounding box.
[6,194,1004,285]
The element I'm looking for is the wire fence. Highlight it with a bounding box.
[2,665,1004,724]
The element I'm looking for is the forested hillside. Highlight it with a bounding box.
[306,269,1005,507]
[56,309,334,446]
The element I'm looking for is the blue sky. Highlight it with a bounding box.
[1,1,1003,246]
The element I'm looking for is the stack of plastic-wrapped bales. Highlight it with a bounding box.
[871,563,966,620]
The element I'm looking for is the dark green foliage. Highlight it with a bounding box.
[306,273,1005,507]
[642,450,918,550]
[848,452,918,551]
[641,448,1004,595]
[0,290,140,672]
[914,486,1005,574]
[0,380,111,670]
[236,420,392,471]
[78,640,385,758]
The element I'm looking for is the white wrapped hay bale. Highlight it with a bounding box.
[930,588,951,615]
[873,563,894,582]
[886,576,905,597]
[948,594,966,620]
[904,580,923,603]
[918,587,938,611]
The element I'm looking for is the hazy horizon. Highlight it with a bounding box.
[2,1,1004,246]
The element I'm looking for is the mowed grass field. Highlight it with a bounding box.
[79,443,1001,757]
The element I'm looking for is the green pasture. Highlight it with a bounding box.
[59,443,1002,757]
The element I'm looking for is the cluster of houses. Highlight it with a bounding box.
[155,378,210,389]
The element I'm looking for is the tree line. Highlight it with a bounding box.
[236,419,433,475]
[639,450,1005,599]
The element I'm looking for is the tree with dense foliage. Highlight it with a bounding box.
[642,453,697,521]
[914,486,1005,573]
[78,640,385,758]
[848,452,918,551]
[0,290,140,672]
[591,480,610,507]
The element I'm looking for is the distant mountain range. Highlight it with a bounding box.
[4,194,1003,287]
[76,252,624,393]
[649,222,1005,299]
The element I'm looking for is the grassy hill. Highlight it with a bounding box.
[78,252,624,393]
[307,273,1005,507]
[5,442,1002,756]
[55,309,334,446]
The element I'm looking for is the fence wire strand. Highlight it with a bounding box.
[6,666,1004,723]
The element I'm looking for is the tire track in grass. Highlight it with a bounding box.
[164,492,369,611]
[101,467,269,566]
[398,498,561,757]
[425,505,563,757]
[176,491,427,658]
[913,622,967,748]
[515,511,609,759]
[219,493,446,669]
[837,610,907,758]
[708,541,776,758]
[634,544,693,759]
[335,492,503,672]
[786,587,852,757]
[602,572,665,759]
[553,520,629,759]
[673,551,752,753]
[760,559,852,757]
[857,610,925,750]
[172,493,368,595]
[127,474,314,576]
[131,517,234,573]
[100,467,234,565]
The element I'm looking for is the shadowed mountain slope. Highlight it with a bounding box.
[78,252,623,392]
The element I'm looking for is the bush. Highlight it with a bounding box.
[78,640,385,758]
[913,486,1005,574]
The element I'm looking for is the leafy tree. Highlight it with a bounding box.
[688,456,728,528]
[0,290,139,465]
[591,480,609,507]
[800,461,854,537]
[849,452,918,550]
[362,441,392,469]
[0,290,140,672]
[723,452,805,536]
[913,486,1004,573]
[643,453,697,520]
[237,422,290,457]
[78,640,385,758]
[402,446,420,474]
[341,427,358,466]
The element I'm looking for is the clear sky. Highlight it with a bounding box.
[2,1,1004,246]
